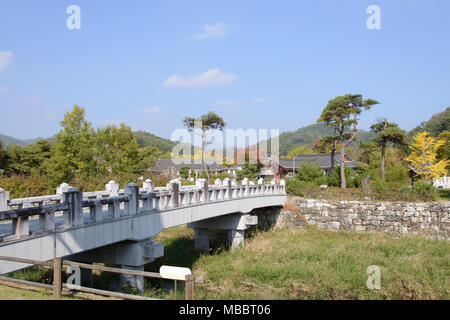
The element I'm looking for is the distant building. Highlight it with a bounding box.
[150,158,241,179]
[261,153,360,180]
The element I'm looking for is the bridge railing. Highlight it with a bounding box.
[0,178,285,242]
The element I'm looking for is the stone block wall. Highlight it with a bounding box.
[254,207,307,231]
[287,197,450,240]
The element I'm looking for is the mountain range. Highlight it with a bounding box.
[1,106,448,155]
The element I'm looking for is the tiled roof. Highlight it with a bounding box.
[272,153,360,169]
[151,158,227,171]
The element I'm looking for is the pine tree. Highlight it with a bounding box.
[370,119,407,181]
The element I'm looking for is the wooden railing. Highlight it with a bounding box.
[0,255,200,300]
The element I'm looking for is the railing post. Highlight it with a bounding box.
[203,181,209,202]
[12,216,30,239]
[124,183,139,215]
[280,179,286,194]
[106,180,119,196]
[185,274,194,300]
[109,198,121,219]
[62,187,83,228]
[242,178,249,197]
[56,183,71,202]
[143,179,154,192]
[171,182,179,208]
[53,258,62,299]
[0,187,9,211]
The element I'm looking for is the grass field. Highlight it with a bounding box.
[151,226,449,300]
[1,225,449,300]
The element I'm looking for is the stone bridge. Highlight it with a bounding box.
[0,178,286,291]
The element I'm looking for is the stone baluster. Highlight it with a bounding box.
[56,183,71,203]
[62,187,83,228]
[271,179,276,194]
[168,181,180,208]
[90,202,103,223]
[143,179,154,193]
[142,193,153,211]
[215,179,222,200]
[249,181,255,196]
[124,183,139,215]
[0,187,9,211]
[106,180,119,196]
[109,198,121,219]
[242,178,249,197]
[39,199,55,232]
[202,180,209,202]
[231,179,238,198]
[280,179,286,194]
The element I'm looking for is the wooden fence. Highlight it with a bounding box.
[0,256,199,300]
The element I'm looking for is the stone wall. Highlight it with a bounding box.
[290,197,449,240]
[252,198,450,240]
[254,207,307,231]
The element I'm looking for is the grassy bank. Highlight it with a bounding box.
[154,226,449,300]
[3,226,449,300]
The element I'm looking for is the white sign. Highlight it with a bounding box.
[159,265,192,281]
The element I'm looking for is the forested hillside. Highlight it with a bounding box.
[266,123,375,156]
[408,107,450,138]
[134,131,176,154]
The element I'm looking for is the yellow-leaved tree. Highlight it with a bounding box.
[406,131,449,181]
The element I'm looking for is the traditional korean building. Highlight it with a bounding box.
[260,153,360,180]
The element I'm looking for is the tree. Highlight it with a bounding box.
[4,139,53,175]
[0,140,6,170]
[406,131,449,182]
[318,94,379,188]
[285,145,314,159]
[46,105,95,183]
[436,131,450,171]
[295,162,323,182]
[312,137,342,154]
[182,111,226,181]
[370,119,407,181]
[93,123,140,175]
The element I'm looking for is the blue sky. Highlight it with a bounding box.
[0,0,449,140]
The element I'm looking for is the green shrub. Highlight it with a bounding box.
[295,162,323,183]
[327,167,361,188]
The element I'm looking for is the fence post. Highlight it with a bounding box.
[124,183,139,215]
[0,188,9,211]
[185,274,194,300]
[62,187,83,228]
[53,258,62,299]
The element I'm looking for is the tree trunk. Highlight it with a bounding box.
[381,145,386,182]
[340,146,346,189]
[202,133,210,182]
[330,128,337,170]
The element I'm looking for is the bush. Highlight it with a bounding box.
[327,167,362,188]
[295,162,323,183]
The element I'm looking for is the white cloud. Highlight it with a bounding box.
[0,51,13,74]
[140,105,161,114]
[163,68,237,88]
[216,100,238,110]
[193,22,230,40]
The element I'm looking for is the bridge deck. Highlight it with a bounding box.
[0,179,287,275]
